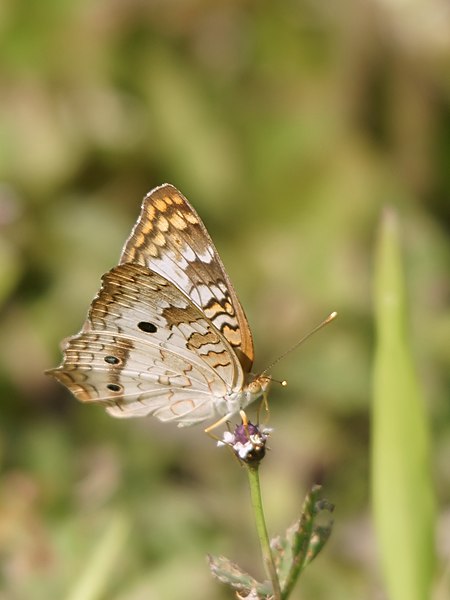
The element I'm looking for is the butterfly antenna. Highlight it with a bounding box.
[261,311,338,375]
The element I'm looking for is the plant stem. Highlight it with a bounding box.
[246,463,282,600]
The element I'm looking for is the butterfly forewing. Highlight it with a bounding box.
[120,184,254,373]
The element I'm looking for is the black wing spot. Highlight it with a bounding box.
[104,355,120,365]
[107,383,122,392]
[138,321,157,333]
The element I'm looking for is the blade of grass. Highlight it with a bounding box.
[65,513,129,600]
[372,208,435,600]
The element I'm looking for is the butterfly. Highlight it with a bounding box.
[47,184,271,430]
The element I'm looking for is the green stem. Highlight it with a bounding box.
[246,464,282,600]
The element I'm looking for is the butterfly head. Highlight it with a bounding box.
[240,374,271,414]
[246,374,272,396]
[240,373,285,419]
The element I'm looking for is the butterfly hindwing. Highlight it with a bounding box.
[47,263,244,424]
[50,332,225,425]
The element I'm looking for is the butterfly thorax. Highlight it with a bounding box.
[221,374,271,417]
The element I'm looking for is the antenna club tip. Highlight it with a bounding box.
[281,380,287,387]
[327,311,338,322]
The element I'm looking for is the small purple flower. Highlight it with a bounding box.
[218,417,271,464]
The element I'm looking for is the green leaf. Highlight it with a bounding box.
[270,532,292,589]
[271,485,334,598]
[207,555,272,599]
[372,208,436,600]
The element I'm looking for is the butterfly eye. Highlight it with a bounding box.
[106,383,122,393]
[104,355,120,365]
[138,321,157,333]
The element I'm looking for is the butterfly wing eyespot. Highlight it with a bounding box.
[137,321,157,333]
[104,355,120,365]
[107,383,122,393]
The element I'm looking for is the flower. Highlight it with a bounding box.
[218,414,271,465]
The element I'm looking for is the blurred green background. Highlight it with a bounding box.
[0,1,449,598]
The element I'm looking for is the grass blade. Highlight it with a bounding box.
[372,208,435,600]
[65,513,129,600]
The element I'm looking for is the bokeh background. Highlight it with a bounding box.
[1,1,449,598]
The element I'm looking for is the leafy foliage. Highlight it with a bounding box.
[209,485,334,599]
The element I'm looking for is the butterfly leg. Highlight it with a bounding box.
[256,390,271,426]
[204,412,234,439]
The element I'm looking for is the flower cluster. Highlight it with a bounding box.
[218,419,271,465]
